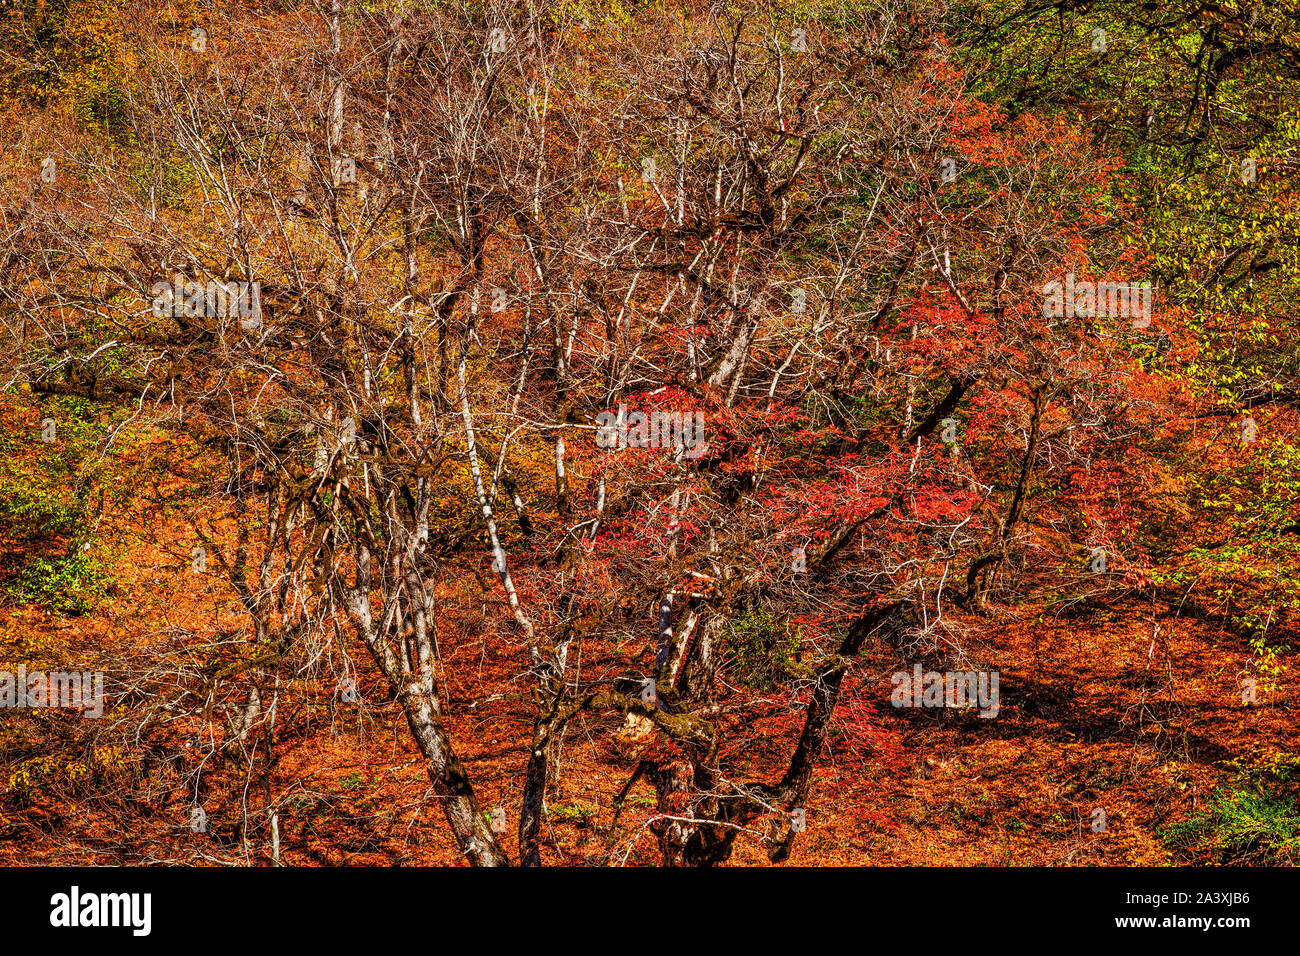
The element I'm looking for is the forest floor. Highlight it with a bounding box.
[2,501,1294,866]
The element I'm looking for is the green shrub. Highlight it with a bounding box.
[723,610,807,690]
[1165,786,1300,865]
[10,552,112,616]
[0,479,82,539]
[0,394,111,543]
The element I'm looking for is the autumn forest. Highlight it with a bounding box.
[0,0,1298,871]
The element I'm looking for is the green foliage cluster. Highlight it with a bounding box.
[0,393,119,614]
[9,551,111,616]
[1165,760,1300,865]
[724,610,808,690]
